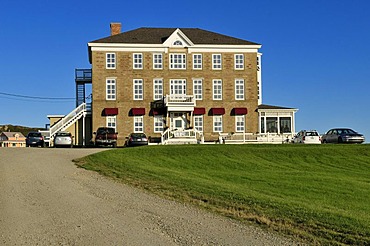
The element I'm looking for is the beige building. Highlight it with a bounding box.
[44,23,297,146]
[0,132,26,147]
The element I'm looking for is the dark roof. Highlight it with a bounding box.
[258,104,297,110]
[89,27,260,45]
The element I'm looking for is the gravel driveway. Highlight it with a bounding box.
[0,148,303,245]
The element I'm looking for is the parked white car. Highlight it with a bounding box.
[53,131,73,148]
[293,130,321,144]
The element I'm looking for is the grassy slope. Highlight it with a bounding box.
[75,144,370,245]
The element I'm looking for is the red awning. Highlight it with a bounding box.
[132,108,145,115]
[104,108,118,115]
[233,107,248,115]
[211,108,225,115]
[193,107,206,115]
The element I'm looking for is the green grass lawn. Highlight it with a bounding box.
[75,144,370,245]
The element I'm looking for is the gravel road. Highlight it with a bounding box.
[0,148,304,245]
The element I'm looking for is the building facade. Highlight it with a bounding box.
[87,24,268,145]
[0,132,26,147]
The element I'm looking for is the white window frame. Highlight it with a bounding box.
[194,115,203,132]
[213,116,223,132]
[170,53,186,69]
[133,53,143,69]
[235,115,245,132]
[134,116,144,133]
[154,115,164,133]
[133,79,143,100]
[106,53,116,69]
[234,54,244,70]
[212,54,222,70]
[193,54,202,70]
[153,53,163,69]
[235,79,245,100]
[153,79,163,100]
[170,79,186,95]
[106,78,116,100]
[193,79,203,100]
[213,79,222,100]
[106,116,116,130]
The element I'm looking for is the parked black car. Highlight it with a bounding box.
[321,128,365,144]
[26,132,45,147]
[93,127,118,147]
[125,133,148,147]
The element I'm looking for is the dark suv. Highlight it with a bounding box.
[26,132,45,147]
[93,127,118,147]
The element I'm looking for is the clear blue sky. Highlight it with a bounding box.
[1,0,369,141]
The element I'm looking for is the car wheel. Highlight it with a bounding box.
[338,137,343,143]
[112,142,117,148]
[322,140,327,144]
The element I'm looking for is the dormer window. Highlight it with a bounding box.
[173,40,183,46]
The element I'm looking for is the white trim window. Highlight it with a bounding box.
[213,116,223,132]
[133,79,143,100]
[193,79,203,100]
[153,79,163,100]
[133,53,143,69]
[235,79,245,100]
[194,115,203,132]
[106,116,116,130]
[170,53,186,69]
[170,79,186,95]
[106,78,116,100]
[106,53,116,69]
[154,116,164,133]
[134,116,144,133]
[213,79,222,100]
[235,115,245,132]
[153,53,163,69]
[235,54,244,70]
[212,54,222,70]
[193,54,202,70]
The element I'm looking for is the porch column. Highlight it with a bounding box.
[82,112,86,146]
[190,111,193,128]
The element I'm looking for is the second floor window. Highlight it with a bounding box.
[170,54,186,69]
[106,53,116,69]
[153,79,163,100]
[213,79,222,100]
[235,79,245,100]
[170,79,186,95]
[106,79,116,100]
[212,54,222,70]
[235,54,244,69]
[133,79,143,100]
[193,79,203,100]
[153,53,163,69]
[193,54,202,69]
[133,53,143,69]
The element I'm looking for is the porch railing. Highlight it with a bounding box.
[161,128,202,144]
[164,94,195,107]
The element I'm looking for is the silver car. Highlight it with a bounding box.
[293,130,321,144]
[321,128,365,144]
[53,131,73,148]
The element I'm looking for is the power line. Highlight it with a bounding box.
[0,91,75,100]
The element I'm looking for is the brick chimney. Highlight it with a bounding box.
[110,22,121,36]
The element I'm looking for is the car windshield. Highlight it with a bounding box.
[97,128,115,134]
[306,132,319,136]
[131,133,146,138]
[56,132,71,137]
[342,129,356,134]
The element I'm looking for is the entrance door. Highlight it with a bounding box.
[170,113,187,130]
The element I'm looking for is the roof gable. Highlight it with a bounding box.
[162,28,194,47]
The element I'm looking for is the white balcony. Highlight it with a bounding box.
[164,94,196,111]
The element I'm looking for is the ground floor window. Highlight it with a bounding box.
[106,116,116,130]
[235,115,245,132]
[280,117,292,133]
[266,117,278,133]
[213,116,223,132]
[134,116,144,132]
[194,115,203,132]
[154,116,164,132]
